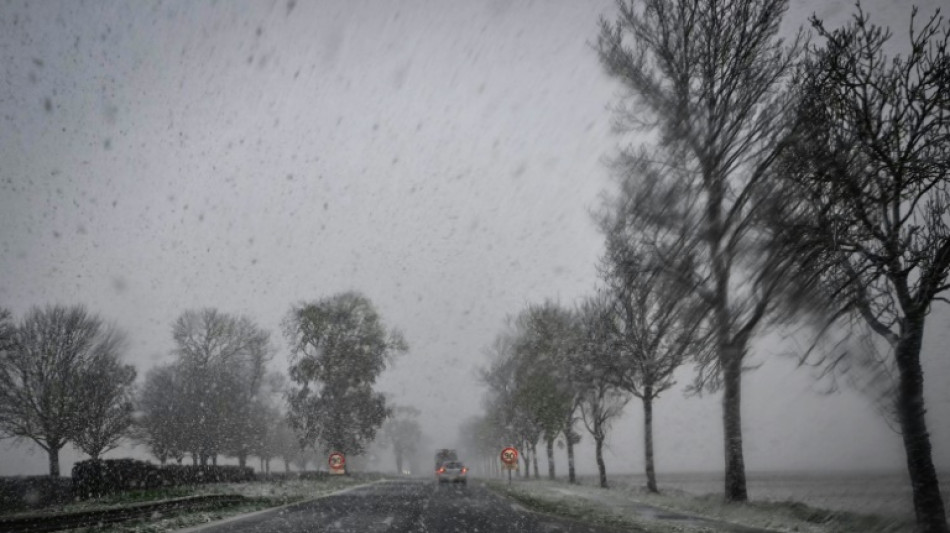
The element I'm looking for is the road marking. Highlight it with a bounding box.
[177,479,389,533]
[382,515,394,525]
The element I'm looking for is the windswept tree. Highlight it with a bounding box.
[250,372,290,474]
[171,308,273,466]
[511,302,578,481]
[781,8,950,531]
[0,305,127,476]
[73,346,137,459]
[0,308,12,357]
[380,405,423,474]
[576,296,632,488]
[457,415,509,477]
[596,0,803,501]
[136,365,187,464]
[480,330,541,479]
[597,190,708,492]
[284,292,406,461]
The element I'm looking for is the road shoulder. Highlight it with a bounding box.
[177,478,388,532]
[486,479,797,533]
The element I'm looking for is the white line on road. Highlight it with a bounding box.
[177,479,389,533]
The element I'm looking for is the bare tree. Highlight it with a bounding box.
[596,189,709,492]
[136,365,187,465]
[73,344,137,459]
[576,297,632,488]
[579,379,631,489]
[480,329,542,479]
[781,7,950,531]
[0,308,12,355]
[0,305,125,476]
[380,405,423,474]
[510,302,577,481]
[596,0,802,501]
[172,308,273,466]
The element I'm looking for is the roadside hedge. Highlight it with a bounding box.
[0,476,73,512]
[72,459,255,498]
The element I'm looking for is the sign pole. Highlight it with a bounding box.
[507,467,511,486]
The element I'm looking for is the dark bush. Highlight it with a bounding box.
[296,470,331,481]
[161,464,255,485]
[72,459,164,498]
[72,460,255,499]
[0,476,73,512]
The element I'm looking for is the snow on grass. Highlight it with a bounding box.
[487,478,914,533]
[189,476,364,503]
[49,477,373,533]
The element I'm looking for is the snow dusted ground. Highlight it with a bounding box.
[190,476,365,502]
[488,476,917,533]
[52,477,372,533]
[602,471,929,519]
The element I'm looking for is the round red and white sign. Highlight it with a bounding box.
[500,447,519,466]
[328,452,345,470]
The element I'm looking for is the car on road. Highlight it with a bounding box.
[436,461,468,484]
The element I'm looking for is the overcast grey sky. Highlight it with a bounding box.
[1,0,947,477]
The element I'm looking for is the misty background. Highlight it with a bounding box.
[1,0,947,478]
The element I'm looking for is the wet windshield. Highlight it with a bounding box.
[1,1,948,532]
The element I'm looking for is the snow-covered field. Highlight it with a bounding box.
[490,476,918,533]
[600,471,943,519]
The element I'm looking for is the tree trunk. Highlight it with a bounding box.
[643,392,658,493]
[284,458,291,473]
[238,453,247,468]
[594,436,606,488]
[566,431,576,484]
[212,454,218,466]
[265,458,271,475]
[192,453,199,466]
[531,442,539,479]
[521,448,529,478]
[47,446,60,477]
[395,452,404,475]
[722,344,748,502]
[545,437,555,480]
[895,315,948,533]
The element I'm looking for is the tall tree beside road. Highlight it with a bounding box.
[284,292,406,458]
[597,193,708,492]
[0,305,128,476]
[511,302,577,481]
[596,0,802,501]
[72,347,137,459]
[171,308,273,466]
[576,296,632,489]
[480,332,542,479]
[136,365,187,465]
[380,405,423,474]
[780,8,950,531]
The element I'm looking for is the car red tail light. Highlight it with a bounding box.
[461,467,468,474]
[437,467,445,474]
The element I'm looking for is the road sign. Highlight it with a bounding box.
[328,452,345,475]
[500,447,519,466]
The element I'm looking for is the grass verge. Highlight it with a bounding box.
[13,476,372,532]
[487,478,914,533]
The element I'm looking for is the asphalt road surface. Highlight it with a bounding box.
[190,478,634,533]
